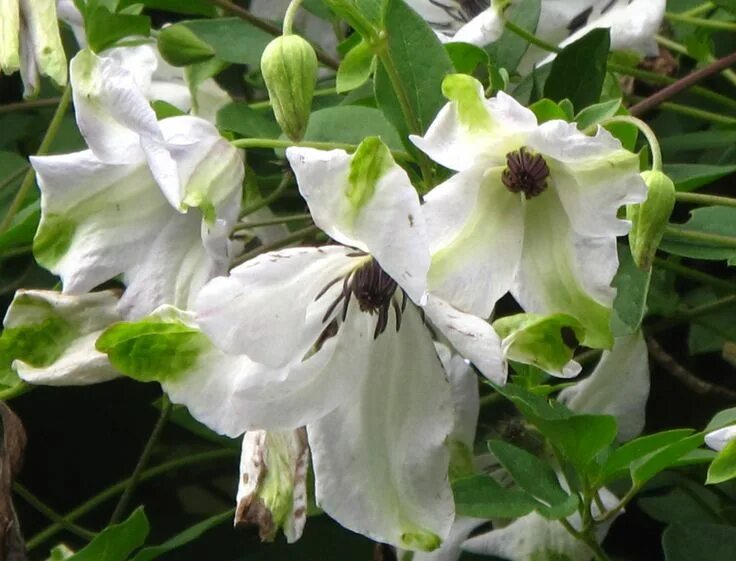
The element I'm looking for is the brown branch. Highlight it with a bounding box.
[209,0,341,70]
[646,336,736,402]
[630,51,736,117]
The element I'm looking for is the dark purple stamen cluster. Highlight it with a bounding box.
[316,258,407,339]
[501,146,550,199]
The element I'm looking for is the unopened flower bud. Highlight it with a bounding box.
[627,170,675,271]
[260,34,317,141]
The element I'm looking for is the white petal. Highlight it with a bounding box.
[403,0,469,35]
[423,165,524,318]
[236,429,309,543]
[424,295,506,385]
[56,0,86,46]
[0,0,20,75]
[436,343,478,449]
[402,517,487,561]
[559,332,650,441]
[412,87,536,173]
[529,121,647,238]
[194,246,358,368]
[163,301,377,436]
[308,305,455,550]
[5,290,121,386]
[287,144,430,303]
[451,9,504,46]
[512,190,617,349]
[21,0,67,87]
[705,426,736,453]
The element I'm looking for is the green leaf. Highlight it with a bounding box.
[129,510,233,561]
[324,0,385,36]
[601,429,695,484]
[337,39,375,93]
[0,201,39,254]
[544,28,611,111]
[639,486,722,525]
[659,206,736,263]
[86,7,151,53]
[303,106,403,151]
[157,23,215,66]
[493,382,571,421]
[453,475,538,519]
[486,0,541,73]
[529,99,570,123]
[663,523,736,561]
[611,244,651,336]
[96,319,210,383]
[487,440,578,519]
[706,407,736,432]
[631,434,704,487]
[537,415,618,474]
[663,163,736,192]
[374,0,454,142]
[217,103,281,139]
[661,130,736,155]
[575,99,622,131]
[445,42,489,75]
[182,18,274,66]
[118,0,216,14]
[707,438,736,484]
[68,508,149,561]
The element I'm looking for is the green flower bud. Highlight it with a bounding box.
[260,34,318,142]
[627,170,676,271]
[157,23,215,67]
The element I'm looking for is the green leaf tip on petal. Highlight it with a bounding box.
[441,74,492,133]
[96,318,209,383]
[33,214,76,269]
[400,529,442,552]
[346,136,394,211]
[448,439,475,481]
[707,438,736,485]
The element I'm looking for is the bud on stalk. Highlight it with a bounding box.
[260,34,318,142]
[628,170,676,271]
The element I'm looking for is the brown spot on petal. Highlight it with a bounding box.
[235,496,277,542]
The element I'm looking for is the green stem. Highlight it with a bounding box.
[14,483,97,541]
[665,11,736,32]
[282,0,305,35]
[109,396,172,524]
[649,294,736,335]
[0,382,31,401]
[596,486,639,524]
[235,213,312,230]
[248,87,337,110]
[653,257,736,293]
[232,225,320,266]
[657,35,736,87]
[650,100,736,125]
[240,172,293,219]
[683,2,716,17]
[593,116,662,171]
[27,449,238,551]
[664,226,736,248]
[0,165,29,193]
[504,20,560,53]
[675,192,736,209]
[231,137,411,161]
[0,85,71,234]
[558,518,612,561]
[0,97,61,114]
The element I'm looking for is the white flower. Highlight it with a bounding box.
[706,425,736,452]
[406,0,665,71]
[31,48,244,319]
[0,290,121,386]
[0,0,67,97]
[412,74,647,349]
[98,137,507,550]
[559,331,650,441]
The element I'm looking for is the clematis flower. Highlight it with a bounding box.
[97,137,507,550]
[406,0,665,72]
[0,0,67,97]
[31,48,244,319]
[412,74,647,349]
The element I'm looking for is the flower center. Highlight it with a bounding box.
[501,146,550,200]
[316,257,407,340]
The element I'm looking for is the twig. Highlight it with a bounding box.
[646,336,736,401]
[13,483,96,541]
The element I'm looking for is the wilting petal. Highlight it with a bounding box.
[308,305,454,550]
[452,8,504,46]
[559,331,650,441]
[423,165,523,317]
[529,121,646,238]
[287,139,430,303]
[512,190,616,349]
[706,426,736,452]
[236,429,309,543]
[424,295,506,385]
[0,0,21,75]
[462,486,620,561]
[1,290,121,386]
[194,246,357,367]
[21,0,67,89]
[411,77,536,173]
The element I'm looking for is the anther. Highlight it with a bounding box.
[501,146,550,199]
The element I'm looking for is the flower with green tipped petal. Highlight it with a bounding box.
[412,74,647,349]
